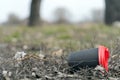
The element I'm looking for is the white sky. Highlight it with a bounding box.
[0,0,105,23]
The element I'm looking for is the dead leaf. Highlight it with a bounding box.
[52,49,64,57]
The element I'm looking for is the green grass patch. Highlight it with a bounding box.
[0,24,120,50]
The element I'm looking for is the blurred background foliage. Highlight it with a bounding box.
[0,0,120,51]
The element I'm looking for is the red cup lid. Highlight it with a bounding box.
[98,46,110,72]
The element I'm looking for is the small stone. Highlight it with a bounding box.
[95,65,104,71]
[2,70,7,76]
[109,77,119,80]
[39,54,45,59]
[14,51,27,60]
[23,45,28,50]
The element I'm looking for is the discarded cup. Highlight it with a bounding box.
[67,46,110,72]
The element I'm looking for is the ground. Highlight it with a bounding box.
[0,24,119,80]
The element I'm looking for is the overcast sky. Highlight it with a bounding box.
[0,0,105,23]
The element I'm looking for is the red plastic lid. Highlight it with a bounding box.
[98,46,110,72]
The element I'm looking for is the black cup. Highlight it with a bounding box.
[67,46,110,71]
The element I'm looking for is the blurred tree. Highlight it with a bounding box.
[92,9,104,23]
[6,13,21,25]
[28,0,41,26]
[105,0,120,24]
[54,8,71,24]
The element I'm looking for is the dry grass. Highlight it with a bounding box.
[0,24,120,79]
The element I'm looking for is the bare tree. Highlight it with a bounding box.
[54,7,71,24]
[105,0,120,25]
[28,0,42,26]
[4,13,22,25]
[92,9,104,23]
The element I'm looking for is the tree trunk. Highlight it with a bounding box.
[105,0,120,25]
[28,0,41,26]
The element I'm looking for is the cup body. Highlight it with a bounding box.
[68,48,99,70]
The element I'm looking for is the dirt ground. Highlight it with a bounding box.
[0,43,119,80]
